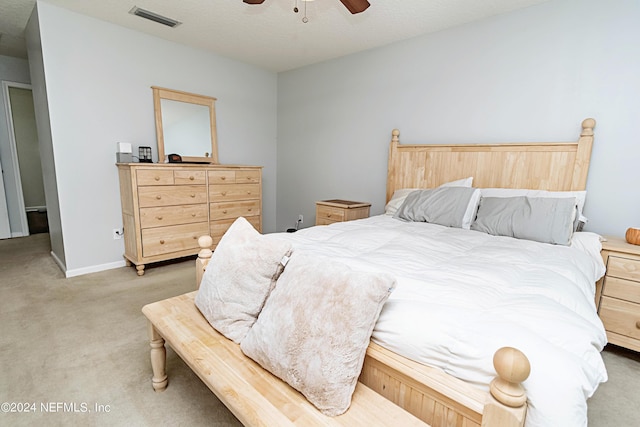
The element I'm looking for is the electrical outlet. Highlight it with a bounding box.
[113,228,123,240]
[298,214,303,224]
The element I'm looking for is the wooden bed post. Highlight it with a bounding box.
[196,235,213,289]
[482,347,531,426]
[386,129,400,203]
[570,118,596,191]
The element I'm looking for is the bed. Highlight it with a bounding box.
[156,118,606,427]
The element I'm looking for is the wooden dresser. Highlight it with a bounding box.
[315,199,371,225]
[117,163,262,275]
[597,237,640,352]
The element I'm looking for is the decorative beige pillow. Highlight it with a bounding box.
[195,217,292,343]
[240,253,396,416]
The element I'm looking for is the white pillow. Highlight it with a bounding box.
[384,177,473,216]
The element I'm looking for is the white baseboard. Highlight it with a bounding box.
[64,259,127,278]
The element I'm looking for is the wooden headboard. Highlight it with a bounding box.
[386,118,595,203]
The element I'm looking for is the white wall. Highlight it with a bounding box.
[277,0,640,237]
[30,1,278,276]
[0,55,31,235]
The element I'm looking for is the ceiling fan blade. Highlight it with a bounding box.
[339,0,370,14]
[243,0,266,4]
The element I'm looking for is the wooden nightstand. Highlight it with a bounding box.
[315,199,371,226]
[597,236,640,352]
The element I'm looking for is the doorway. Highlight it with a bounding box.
[1,81,46,238]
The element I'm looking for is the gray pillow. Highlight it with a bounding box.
[393,186,479,228]
[195,217,292,343]
[470,196,576,245]
[240,253,396,416]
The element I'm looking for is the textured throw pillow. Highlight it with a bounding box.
[471,196,576,245]
[195,217,292,343]
[240,253,396,416]
[393,186,480,229]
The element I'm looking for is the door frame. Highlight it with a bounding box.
[1,80,32,237]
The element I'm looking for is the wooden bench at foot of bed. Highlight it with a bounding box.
[142,291,428,426]
[143,291,529,427]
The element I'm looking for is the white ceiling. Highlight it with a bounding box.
[1,0,550,72]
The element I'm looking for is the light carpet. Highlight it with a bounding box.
[0,233,638,426]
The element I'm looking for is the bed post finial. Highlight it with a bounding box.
[196,235,213,289]
[581,118,595,137]
[489,347,530,408]
[392,129,400,143]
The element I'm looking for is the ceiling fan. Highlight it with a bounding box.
[242,0,371,15]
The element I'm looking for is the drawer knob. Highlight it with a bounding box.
[247,208,252,212]
[636,321,640,330]
[222,191,227,196]
[159,240,165,244]
[156,195,162,200]
[190,194,196,198]
[191,213,196,217]
[156,216,163,220]
[154,176,160,181]
[222,210,228,214]
[327,213,332,217]
[189,176,194,180]
[247,191,251,195]
[221,176,226,180]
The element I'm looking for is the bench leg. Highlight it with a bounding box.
[148,322,168,391]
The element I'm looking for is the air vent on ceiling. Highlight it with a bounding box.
[129,6,181,28]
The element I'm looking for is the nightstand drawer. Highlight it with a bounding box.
[602,276,640,304]
[607,256,640,282]
[599,296,640,341]
[316,205,345,223]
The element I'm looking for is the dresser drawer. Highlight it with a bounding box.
[210,200,260,220]
[607,256,640,282]
[141,222,208,257]
[210,216,261,245]
[316,205,345,223]
[209,184,261,202]
[235,169,261,184]
[140,204,208,229]
[138,185,207,208]
[599,296,640,341]
[208,169,261,184]
[174,170,206,185]
[208,170,236,184]
[137,169,174,186]
[602,276,640,304]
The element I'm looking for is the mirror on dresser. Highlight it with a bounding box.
[152,86,219,163]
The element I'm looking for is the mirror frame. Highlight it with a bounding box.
[152,86,219,164]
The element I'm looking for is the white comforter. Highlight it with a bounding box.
[277,215,608,427]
